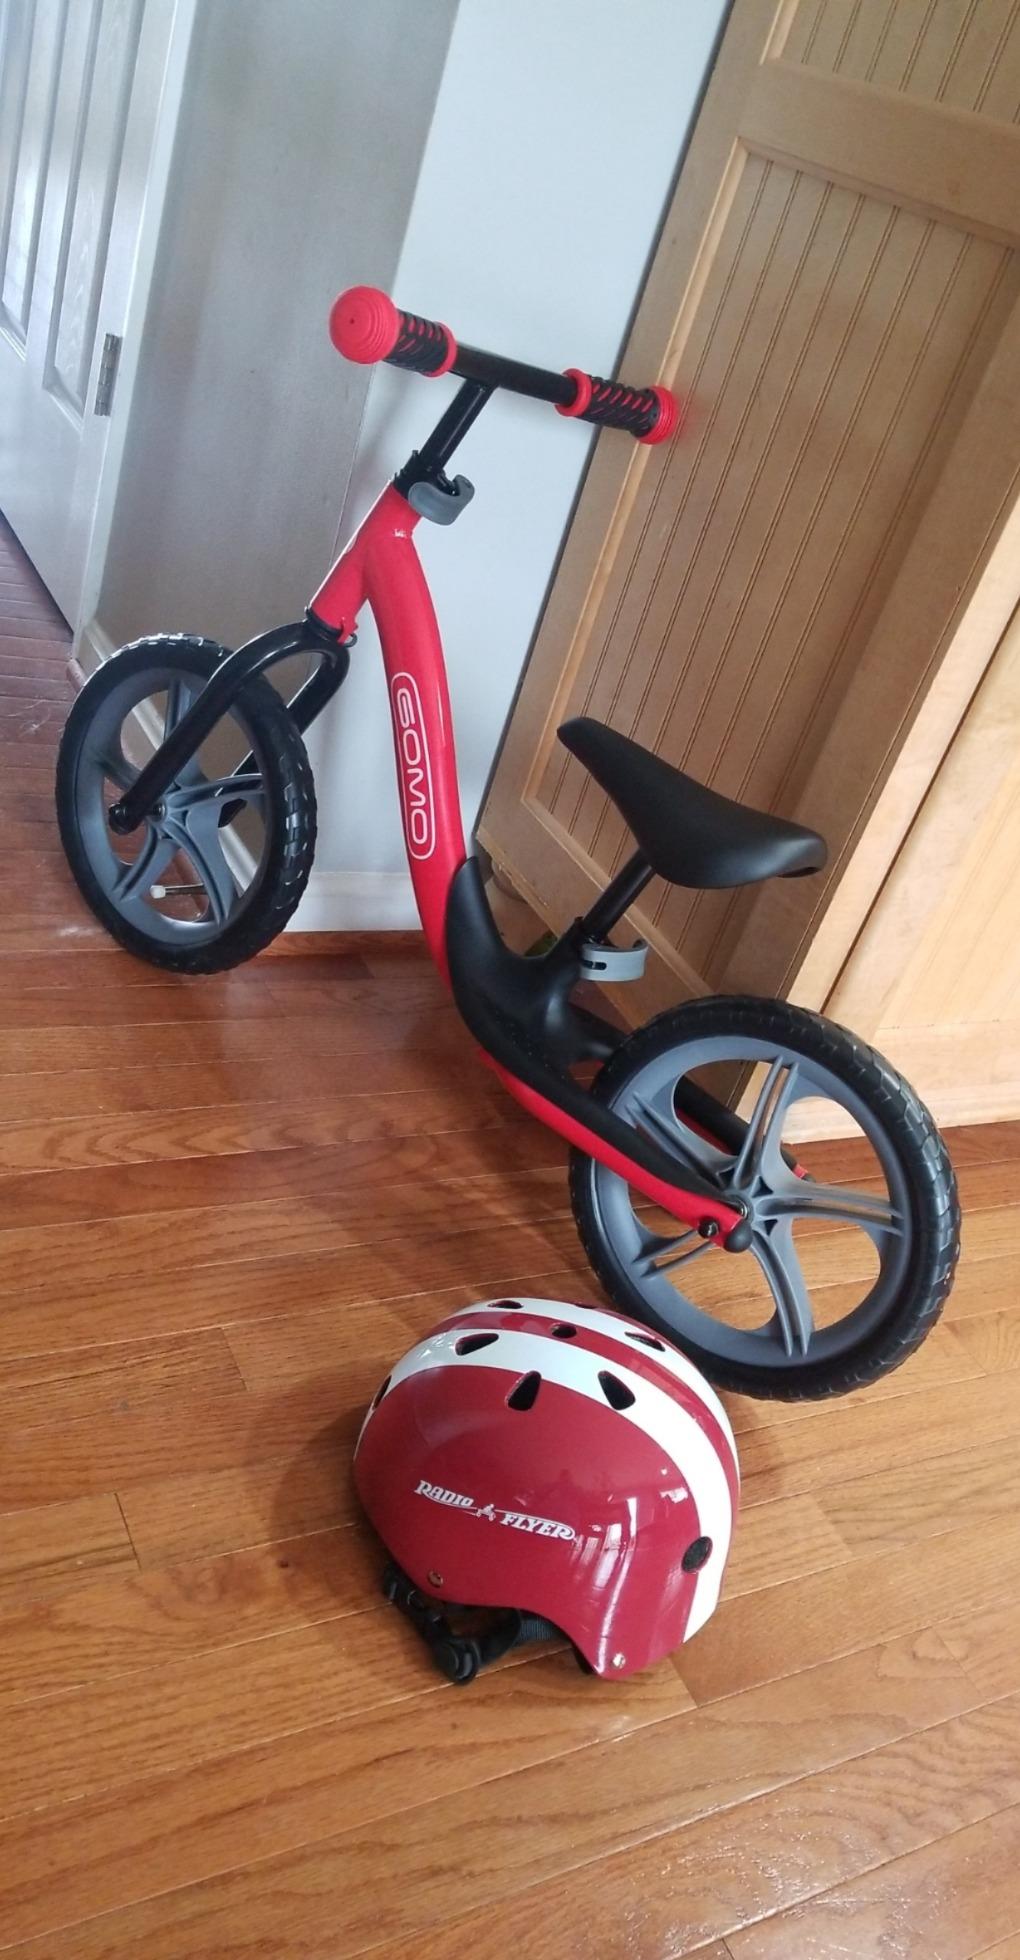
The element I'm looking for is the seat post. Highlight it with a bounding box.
[577,850,654,941]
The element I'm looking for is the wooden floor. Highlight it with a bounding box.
[1,515,1019,1958]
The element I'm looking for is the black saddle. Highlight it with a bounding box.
[558,717,826,889]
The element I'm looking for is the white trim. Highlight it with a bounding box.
[77,616,118,676]
[386,1320,736,1635]
[456,1297,738,1462]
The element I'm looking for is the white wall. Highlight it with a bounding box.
[295,0,728,929]
[93,0,457,661]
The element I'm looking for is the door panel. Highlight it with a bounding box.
[479,0,1020,1031]
[0,0,166,623]
[824,601,1020,1129]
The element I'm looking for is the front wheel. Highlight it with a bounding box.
[56,636,316,973]
[570,996,960,1400]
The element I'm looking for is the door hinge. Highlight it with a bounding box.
[94,333,123,417]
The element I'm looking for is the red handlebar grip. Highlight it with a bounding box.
[640,385,681,446]
[329,286,401,364]
[557,368,681,443]
[330,286,456,377]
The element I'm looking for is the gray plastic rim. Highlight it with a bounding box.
[71,658,271,948]
[589,1029,913,1371]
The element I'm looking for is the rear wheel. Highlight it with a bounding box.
[570,996,959,1400]
[56,636,316,973]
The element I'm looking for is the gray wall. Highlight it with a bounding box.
[96,0,457,656]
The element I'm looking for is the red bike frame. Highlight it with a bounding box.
[310,485,741,1242]
[105,289,746,1247]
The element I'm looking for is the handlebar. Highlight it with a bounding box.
[330,285,679,446]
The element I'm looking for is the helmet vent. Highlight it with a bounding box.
[370,1375,391,1410]
[598,1370,636,1411]
[455,1332,499,1355]
[682,1535,713,1572]
[492,1298,522,1310]
[626,1330,666,1352]
[551,1323,577,1340]
[507,1370,542,1411]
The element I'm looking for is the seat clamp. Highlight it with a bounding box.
[579,939,649,982]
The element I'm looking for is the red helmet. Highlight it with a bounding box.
[354,1296,739,1682]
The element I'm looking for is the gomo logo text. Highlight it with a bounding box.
[390,672,435,860]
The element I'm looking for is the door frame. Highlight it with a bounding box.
[71,0,199,652]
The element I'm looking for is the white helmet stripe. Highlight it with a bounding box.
[386,1327,734,1633]
[453,1297,738,1464]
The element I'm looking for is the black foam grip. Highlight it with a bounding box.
[387,311,452,376]
[577,376,661,438]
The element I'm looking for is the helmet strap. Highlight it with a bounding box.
[382,1561,559,1685]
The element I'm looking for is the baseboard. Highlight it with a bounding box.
[74,616,115,679]
[263,928,426,956]
[286,870,418,933]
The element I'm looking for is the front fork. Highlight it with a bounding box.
[106,615,352,836]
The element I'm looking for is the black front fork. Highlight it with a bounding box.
[106,614,351,836]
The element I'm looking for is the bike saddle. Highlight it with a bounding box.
[558,717,826,889]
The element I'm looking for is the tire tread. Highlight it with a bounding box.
[569,995,960,1401]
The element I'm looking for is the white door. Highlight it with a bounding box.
[0,0,178,624]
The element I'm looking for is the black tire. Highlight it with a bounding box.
[56,635,316,974]
[570,996,960,1401]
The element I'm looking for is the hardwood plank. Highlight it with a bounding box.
[0,842,79,874]
[0,967,440,1024]
[0,1084,532,1174]
[0,1495,135,1605]
[0,1167,571,1299]
[939,1597,1020,1702]
[0,1003,467,1075]
[0,634,72,663]
[365,1690,1020,1960]
[0,1653,695,1948]
[0,1610,439,1821]
[16,1649,1001,1959]
[725,1318,984,1439]
[0,762,58,792]
[0,1047,493,1120]
[118,1441,363,1566]
[0,1366,372,1507]
[0,1123,564,1229]
[945,1121,1020,1160]
[678,1512,1020,1707]
[0,1219,584,1360]
[722,1494,849,1601]
[818,1429,1020,1556]
[0,1329,241,1428]
[736,1372,1020,1507]
[726,1800,1020,1959]
[974,1937,1020,1960]
[945,1247,1020,1319]
[0,1522,383,1707]
[0,947,369,986]
[0,671,68,700]
[953,1302,1020,1372]
[221,1267,594,1395]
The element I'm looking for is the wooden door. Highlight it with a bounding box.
[479,0,1020,1031]
[0,0,177,622]
[824,597,1020,1129]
